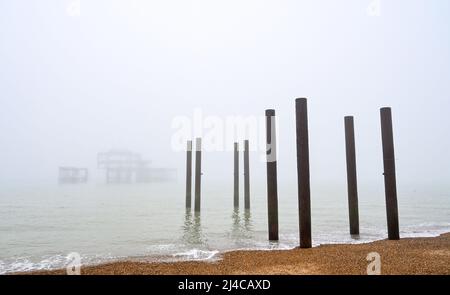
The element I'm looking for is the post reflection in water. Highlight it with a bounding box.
[181,210,204,245]
[231,208,241,238]
[181,208,254,248]
[231,208,253,242]
[243,209,252,231]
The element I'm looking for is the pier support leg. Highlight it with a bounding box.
[295,98,312,248]
[244,140,250,210]
[265,109,279,241]
[380,108,400,240]
[194,138,202,213]
[344,116,360,235]
[234,142,239,208]
[186,140,193,209]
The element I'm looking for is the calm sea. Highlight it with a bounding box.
[0,181,449,274]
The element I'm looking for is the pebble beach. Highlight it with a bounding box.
[21,233,450,275]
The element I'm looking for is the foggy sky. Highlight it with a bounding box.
[1,0,449,195]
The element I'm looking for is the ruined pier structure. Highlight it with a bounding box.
[98,150,176,184]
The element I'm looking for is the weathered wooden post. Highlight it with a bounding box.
[380,107,400,240]
[234,142,239,208]
[244,139,250,210]
[265,109,279,241]
[344,116,360,235]
[295,98,312,248]
[194,138,202,213]
[186,140,193,209]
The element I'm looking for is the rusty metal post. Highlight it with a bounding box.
[380,107,400,240]
[344,116,359,235]
[234,142,239,208]
[186,140,193,209]
[265,109,279,241]
[244,140,250,210]
[295,98,312,248]
[194,138,202,212]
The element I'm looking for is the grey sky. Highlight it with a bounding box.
[0,0,449,195]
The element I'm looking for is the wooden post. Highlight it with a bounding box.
[194,138,202,213]
[295,98,312,248]
[234,142,239,208]
[186,140,192,209]
[380,107,400,240]
[265,109,279,241]
[344,116,360,235]
[244,139,250,210]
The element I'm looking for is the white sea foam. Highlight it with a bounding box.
[172,249,219,261]
[0,253,120,275]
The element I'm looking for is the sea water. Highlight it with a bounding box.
[0,181,449,274]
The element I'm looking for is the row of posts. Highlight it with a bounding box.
[185,139,251,212]
[185,98,400,248]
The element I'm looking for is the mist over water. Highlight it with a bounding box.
[1,1,450,273]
